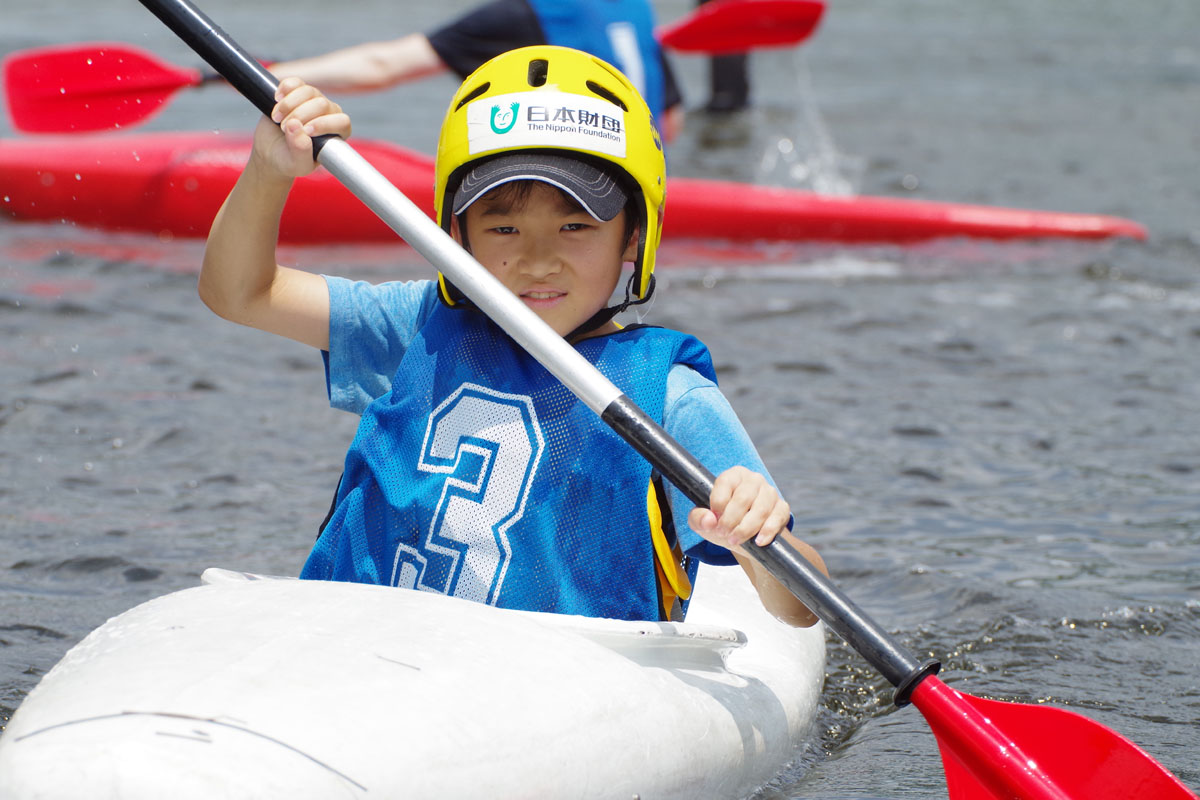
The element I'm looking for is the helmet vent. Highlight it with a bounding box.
[454,82,491,111]
[527,59,549,87]
[585,81,628,112]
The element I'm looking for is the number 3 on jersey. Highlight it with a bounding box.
[390,383,544,604]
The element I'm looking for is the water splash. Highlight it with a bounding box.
[755,51,864,196]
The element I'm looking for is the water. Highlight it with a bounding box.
[3,0,1199,796]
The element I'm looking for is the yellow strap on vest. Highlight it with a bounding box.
[647,478,692,621]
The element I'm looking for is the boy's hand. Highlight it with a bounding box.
[688,465,791,552]
[251,77,352,179]
[689,466,827,628]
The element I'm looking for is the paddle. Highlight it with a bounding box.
[658,0,824,54]
[137,1,1197,797]
[3,0,824,135]
[2,42,220,133]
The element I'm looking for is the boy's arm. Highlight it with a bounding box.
[200,79,350,350]
[732,532,826,628]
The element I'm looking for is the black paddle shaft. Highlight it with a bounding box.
[139,0,939,709]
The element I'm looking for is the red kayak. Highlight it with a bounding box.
[0,132,1146,244]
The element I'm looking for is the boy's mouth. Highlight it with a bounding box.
[522,290,565,301]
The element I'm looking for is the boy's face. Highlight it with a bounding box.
[453,182,638,338]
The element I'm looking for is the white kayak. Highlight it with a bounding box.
[0,563,825,799]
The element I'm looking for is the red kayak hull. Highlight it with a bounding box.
[0,132,1146,243]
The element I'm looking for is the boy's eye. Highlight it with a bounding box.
[561,222,589,232]
[490,225,517,235]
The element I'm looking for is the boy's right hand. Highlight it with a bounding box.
[252,77,352,179]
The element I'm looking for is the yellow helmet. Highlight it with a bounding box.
[434,45,665,309]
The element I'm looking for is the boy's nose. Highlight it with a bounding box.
[518,242,563,278]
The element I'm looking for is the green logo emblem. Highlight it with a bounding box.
[490,102,520,134]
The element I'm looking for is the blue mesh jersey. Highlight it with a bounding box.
[303,294,715,620]
[309,278,787,623]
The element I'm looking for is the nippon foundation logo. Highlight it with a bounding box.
[490,102,519,135]
[468,91,626,158]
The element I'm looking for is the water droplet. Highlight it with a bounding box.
[75,173,82,181]
[112,438,124,449]
[86,58,93,65]
[84,462,94,472]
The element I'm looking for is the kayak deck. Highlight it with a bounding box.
[0,564,825,799]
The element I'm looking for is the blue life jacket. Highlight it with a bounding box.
[302,305,715,621]
[526,0,667,125]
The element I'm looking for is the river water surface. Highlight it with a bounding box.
[2,0,1198,797]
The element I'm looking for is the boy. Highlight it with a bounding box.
[201,45,825,626]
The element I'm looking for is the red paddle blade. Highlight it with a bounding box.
[912,677,1196,800]
[3,42,202,133]
[658,0,825,54]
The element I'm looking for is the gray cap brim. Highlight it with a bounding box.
[452,153,628,221]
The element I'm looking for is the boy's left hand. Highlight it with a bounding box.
[689,466,827,628]
[688,466,790,552]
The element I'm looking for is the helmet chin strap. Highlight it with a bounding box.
[565,273,656,343]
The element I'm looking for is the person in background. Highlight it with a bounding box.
[270,0,686,141]
[696,0,750,112]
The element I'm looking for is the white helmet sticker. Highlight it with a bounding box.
[466,90,627,158]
